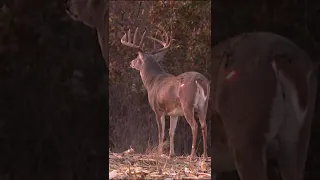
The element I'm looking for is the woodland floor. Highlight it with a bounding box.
[109,147,211,180]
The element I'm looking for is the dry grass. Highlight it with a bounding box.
[109,147,211,180]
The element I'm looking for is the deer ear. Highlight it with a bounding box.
[138,52,144,60]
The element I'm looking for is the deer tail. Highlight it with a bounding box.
[195,79,209,101]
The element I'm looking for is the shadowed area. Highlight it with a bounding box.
[0,0,108,179]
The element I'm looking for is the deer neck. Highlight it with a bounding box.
[140,61,167,90]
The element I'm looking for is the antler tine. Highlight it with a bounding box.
[120,28,146,51]
[152,30,160,51]
[139,31,146,48]
[148,37,166,46]
[128,29,131,44]
[161,34,165,43]
[120,33,130,47]
[133,27,139,45]
[148,24,172,54]
[158,24,169,44]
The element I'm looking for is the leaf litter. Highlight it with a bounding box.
[109,146,211,179]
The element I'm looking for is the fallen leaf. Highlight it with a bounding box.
[109,170,118,179]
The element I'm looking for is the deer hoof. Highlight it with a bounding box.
[201,154,208,160]
[187,154,196,161]
[159,154,171,160]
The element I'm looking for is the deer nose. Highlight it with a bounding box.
[130,61,134,68]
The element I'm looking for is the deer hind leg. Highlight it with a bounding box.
[296,73,317,180]
[197,100,209,159]
[169,116,179,157]
[277,122,301,180]
[155,114,165,155]
[295,115,313,180]
[232,140,268,180]
[277,140,299,180]
[182,107,198,159]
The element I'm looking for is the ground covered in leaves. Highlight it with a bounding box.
[109,148,211,180]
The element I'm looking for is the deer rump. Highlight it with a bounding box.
[150,71,209,116]
[211,32,318,179]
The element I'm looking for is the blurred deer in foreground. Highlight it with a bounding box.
[211,32,319,180]
[120,26,210,159]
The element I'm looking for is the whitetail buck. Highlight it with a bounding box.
[211,32,319,180]
[120,26,210,159]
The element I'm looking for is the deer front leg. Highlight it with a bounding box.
[156,114,165,155]
[169,116,179,157]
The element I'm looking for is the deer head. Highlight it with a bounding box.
[120,26,172,72]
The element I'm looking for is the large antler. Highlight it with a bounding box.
[120,27,146,52]
[148,25,172,54]
[121,25,172,54]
